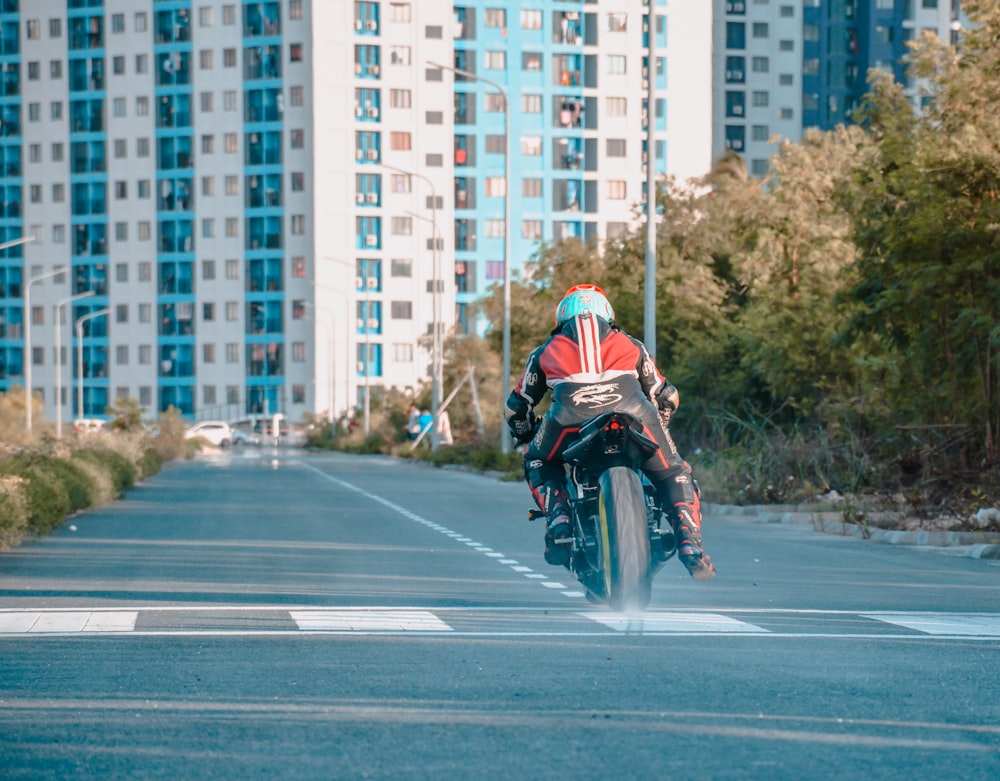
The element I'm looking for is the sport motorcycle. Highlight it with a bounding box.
[529,411,675,610]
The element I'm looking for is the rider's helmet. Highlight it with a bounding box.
[554,283,616,326]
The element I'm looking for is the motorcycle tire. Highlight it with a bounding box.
[597,466,652,611]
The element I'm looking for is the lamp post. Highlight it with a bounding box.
[55,290,94,438]
[428,60,512,453]
[644,5,658,357]
[22,257,64,433]
[405,208,443,450]
[319,260,360,434]
[75,307,109,423]
[382,163,442,452]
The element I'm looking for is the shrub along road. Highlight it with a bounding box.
[1,450,998,779]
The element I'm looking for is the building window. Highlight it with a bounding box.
[606,97,627,116]
[484,51,506,70]
[522,220,542,239]
[522,178,542,198]
[608,180,626,200]
[290,129,304,148]
[521,136,542,156]
[290,86,304,106]
[607,55,626,75]
[391,301,412,319]
[390,132,411,151]
[521,9,542,29]
[606,139,626,157]
[390,89,412,108]
[391,258,412,277]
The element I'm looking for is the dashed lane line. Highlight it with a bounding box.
[299,461,584,598]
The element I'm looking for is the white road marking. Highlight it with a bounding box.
[583,611,768,634]
[0,610,137,633]
[290,609,452,632]
[299,463,579,600]
[863,613,1000,637]
[1,607,999,639]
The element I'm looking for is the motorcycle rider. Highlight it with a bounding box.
[503,283,716,581]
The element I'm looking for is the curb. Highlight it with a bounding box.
[704,503,1000,560]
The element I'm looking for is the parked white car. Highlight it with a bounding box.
[230,425,262,446]
[184,420,233,447]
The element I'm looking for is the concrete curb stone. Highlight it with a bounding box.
[704,503,1000,560]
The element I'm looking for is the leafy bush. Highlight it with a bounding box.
[0,455,72,534]
[72,447,137,497]
[0,476,28,551]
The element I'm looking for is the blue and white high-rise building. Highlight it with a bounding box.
[1,0,712,426]
[714,0,960,177]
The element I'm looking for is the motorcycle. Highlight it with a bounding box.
[529,411,676,610]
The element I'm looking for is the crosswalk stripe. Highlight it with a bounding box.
[583,611,767,634]
[0,611,137,633]
[289,609,453,632]
[862,613,1000,636]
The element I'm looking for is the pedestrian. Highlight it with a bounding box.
[406,404,421,441]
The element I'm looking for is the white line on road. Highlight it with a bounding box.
[299,462,570,598]
[290,609,452,632]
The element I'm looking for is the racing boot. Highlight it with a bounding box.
[543,508,572,567]
[525,460,573,567]
[670,501,716,581]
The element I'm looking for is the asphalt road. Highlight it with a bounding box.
[1,450,998,780]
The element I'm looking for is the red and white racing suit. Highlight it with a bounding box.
[503,313,701,539]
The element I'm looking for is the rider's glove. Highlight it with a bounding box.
[510,412,538,445]
[655,382,679,413]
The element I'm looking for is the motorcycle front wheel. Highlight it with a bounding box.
[597,466,652,611]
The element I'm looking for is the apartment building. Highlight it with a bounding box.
[714,0,960,177]
[0,0,711,426]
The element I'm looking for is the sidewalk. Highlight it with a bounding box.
[704,503,1000,560]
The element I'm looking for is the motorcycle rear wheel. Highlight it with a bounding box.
[597,466,652,611]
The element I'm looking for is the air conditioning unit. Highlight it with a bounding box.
[370,65,379,75]
[365,20,377,30]
[366,149,379,160]
[367,318,379,329]
[733,105,743,116]
[355,106,363,117]
[355,148,364,159]
[355,63,362,74]
[356,319,364,329]
[366,193,378,203]
[354,19,363,30]
[367,107,379,118]
[367,276,378,289]
[365,234,378,246]
[355,193,365,204]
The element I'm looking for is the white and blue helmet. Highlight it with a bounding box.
[554,283,615,326]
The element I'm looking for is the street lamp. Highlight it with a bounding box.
[319,260,361,434]
[75,307,109,423]
[405,208,443,450]
[22,255,64,433]
[428,60,512,453]
[382,163,442,451]
[55,290,95,438]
